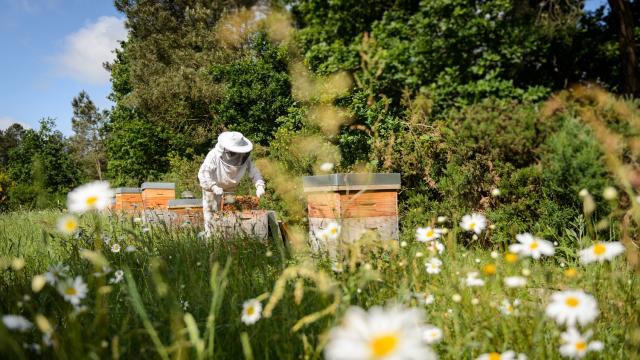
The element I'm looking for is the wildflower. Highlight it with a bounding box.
[325,305,437,360]
[578,189,589,198]
[545,290,599,327]
[472,234,479,240]
[452,294,462,303]
[56,214,79,235]
[326,221,341,240]
[34,314,52,334]
[559,328,603,359]
[476,351,522,360]
[11,257,25,271]
[2,315,33,332]
[602,186,618,200]
[265,250,273,257]
[400,241,407,248]
[44,263,70,285]
[320,162,335,172]
[437,216,447,223]
[427,241,445,254]
[425,258,443,274]
[491,188,501,196]
[241,298,262,325]
[505,252,519,263]
[109,270,124,284]
[578,241,625,264]
[521,268,531,276]
[465,272,485,287]
[460,213,487,234]
[422,326,443,344]
[57,276,88,306]
[499,299,520,316]
[471,298,480,305]
[504,276,527,288]
[416,227,442,242]
[111,243,121,253]
[509,233,554,259]
[125,245,137,253]
[419,294,435,305]
[482,263,497,275]
[31,275,46,293]
[415,252,424,258]
[67,181,114,213]
[564,268,578,278]
[490,251,499,259]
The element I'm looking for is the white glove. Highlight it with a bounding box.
[256,185,265,198]
[211,185,224,195]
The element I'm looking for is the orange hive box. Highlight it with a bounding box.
[303,173,401,252]
[113,187,143,212]
[168,199,203,226]
[141,182,176,210]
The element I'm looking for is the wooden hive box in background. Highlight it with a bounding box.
[168,199,203,226]
[141,182,176,210]
[113,187,142,212]
[303,173,401,252]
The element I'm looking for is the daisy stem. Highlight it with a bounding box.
[240,332,254,360]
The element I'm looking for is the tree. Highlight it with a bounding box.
[608,0,639,96]
[69,91,109,180]
[0,123,26,169]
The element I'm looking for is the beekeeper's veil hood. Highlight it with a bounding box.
[218,131,253,166]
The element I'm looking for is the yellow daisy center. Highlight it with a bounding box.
[426,229,434,238]
[482,264,497,275]
[565,297,580,308]
[65,220,77,231]
[246,306,255,316]
[65,287,78,296]
[529,241,539,250]
[575,341,587,351]
[507,305,514,312]
[593,243,606,256]
[505,253,518,263]
[86,196,98,206]
[370,333,399,358]
[488,352,502,360]
[469,222,476,230]
[331,228,337,235]
[564,268,578,278]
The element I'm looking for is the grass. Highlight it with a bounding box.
[0,209,639,359]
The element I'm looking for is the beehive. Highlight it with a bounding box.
[303,173,401,251]
[168,199,203,226]
[141,182,176,209]
[113,187,143,212]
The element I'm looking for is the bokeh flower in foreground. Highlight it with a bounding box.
[460,213,487,234]
[56,214,79,235]
[425,258,443,274]
[559,328,603,359]
[509,233,554,259]
[57,276,88,306]
[2,315,33,332]
[545,290,599,327]
[325,305,437,360]
[241,298,262,325]
[416,227,442,242]
[578,241,625,264]
[67,181,114,213]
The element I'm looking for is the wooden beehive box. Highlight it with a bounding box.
[113,187,143,212]
[141,182,176,210]
[303,173,401,251]
[168,199,203,226]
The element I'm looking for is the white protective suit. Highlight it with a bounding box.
[198,140,265,237]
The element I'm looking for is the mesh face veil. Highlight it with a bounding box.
[221,149,250,166]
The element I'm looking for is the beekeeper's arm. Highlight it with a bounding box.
[246,158,266,198]
[198,150,223,195]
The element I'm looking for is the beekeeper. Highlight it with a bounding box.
[198,131,265,236]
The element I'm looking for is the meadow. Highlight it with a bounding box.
[1,189,639,359]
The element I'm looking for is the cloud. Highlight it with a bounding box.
[8,0,58,13]
[0,116,31,130]
[51,16,127,84]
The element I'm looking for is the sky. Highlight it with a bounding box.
[0,0,609,136]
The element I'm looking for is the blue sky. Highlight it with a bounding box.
[0,0,609,136]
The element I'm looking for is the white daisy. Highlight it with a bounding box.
[320,162,335,172]
[125,245,137,253]
[67,181,115,214]
[460,213,487,234]
[499,299,520,316]
[56,214,79,235]
[476,351,518,360]
[464,272,485,287]
[325,305,437,360]
[578,241,625,264]
[2,315,33,332]
[44,263,70,285]
[504,276,527,288]
[545,290,599,327]
[416,227,442,242]
[422,325,443,344]
[437,216,447,223]
[559,328,603,359]
[425,258,443,274]
[326,221,341,240]
[416,293,435,305]
[427,241,445,254]
[241,298,262,325]
[57,276,88,306]
[508,233,554,259]
[109,270,124,284]
[111,243,121,253]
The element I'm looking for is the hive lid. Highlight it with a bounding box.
[168,199,202,208]
[114,187,141,194]
[141,182,176,190]
[303,173,401,192]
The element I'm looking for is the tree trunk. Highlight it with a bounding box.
[608,0,639,97]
